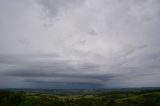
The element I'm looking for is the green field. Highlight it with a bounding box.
[0,88,160,106]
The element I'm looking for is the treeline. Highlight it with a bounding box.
[0,90,160,106]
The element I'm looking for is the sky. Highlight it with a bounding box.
[0,0,160,89]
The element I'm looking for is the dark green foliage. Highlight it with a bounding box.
[0,90,25,106]
[0,89,160,106]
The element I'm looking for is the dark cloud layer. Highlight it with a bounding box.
[0,54,114,88]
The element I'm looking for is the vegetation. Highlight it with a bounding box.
[0,88,160,106]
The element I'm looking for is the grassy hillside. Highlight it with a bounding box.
[0,88,160,106]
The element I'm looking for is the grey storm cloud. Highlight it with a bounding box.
[0,0,160,88]
[0,54,114,88]
[36,0,86,17]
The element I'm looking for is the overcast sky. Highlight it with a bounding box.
[0,0,160,89]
